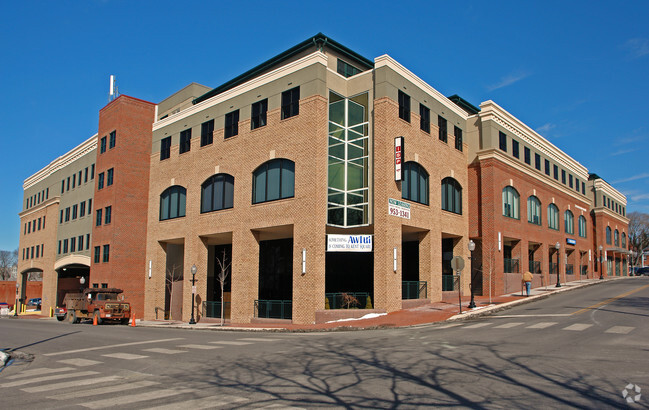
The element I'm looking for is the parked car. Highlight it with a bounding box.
[636,267,649,276]
[27,298,42,310]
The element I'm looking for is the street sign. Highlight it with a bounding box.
[451,256,465,271]
[388,198,410,219]
[192,286,197,294]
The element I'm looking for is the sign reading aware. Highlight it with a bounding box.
[327,234,373,252]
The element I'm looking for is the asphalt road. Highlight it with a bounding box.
[1,277,648,409]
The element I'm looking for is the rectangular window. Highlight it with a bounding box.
[72,173,76,189]
[251,99,268,130]
[38,218,41,230]
[78,235,83,251]
[100,136,107,153]
[94,246,100,263]
[224,110,239,138]
[398,90,410,122]
[281,86,300,120]
[43,216,45,229]
[561,170,566,184]
[103,245,110,263]
[101,283,108,289]
[179,129,191,154]
[61,179,65,194]
[553,164,559,180]
[23,248,26,259]
[569,174,573,188]
[91,164,95,179]
[65,207,70,222]
[84,167,88,183]
[535,153,541,170]
[499,131,507,151]
[454,126,463,151]
[575,177,580,191]
[419,104,430,133]
[66,177,70,191]
[27,222,31,234]
[109,130,116,149]
[30,246,34,259]
[160,136,171,160]
[59,210,63,224]
[105,206,112,224]
[70,237,76,253]
[582,182,585,195]
[545,159,550,176]
[524,147,531,164]
[37,192,41,203]
[88,199,92,214]
[98,172,104,189]
[78,171,82,185]
[96,209,102,226]
[58,241,61,255]
[512,139,519,158]
[80,201,86,217]
[107,168,113,186]
[200,119,214,146]
[36,245,39,258]
[63,239,68,254]
[86,233,90,250]
[337,59,361,78]
[438,116,448,142]
[72,204,78,220]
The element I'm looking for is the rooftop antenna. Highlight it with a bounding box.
[109,75,119,102]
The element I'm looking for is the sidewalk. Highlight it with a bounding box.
[3,278,611,331]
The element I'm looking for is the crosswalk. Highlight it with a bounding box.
[436,320,637,334]
[1,336,304,409]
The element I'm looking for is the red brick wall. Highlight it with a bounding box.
[91,95,155,318]
[0,281,42,306]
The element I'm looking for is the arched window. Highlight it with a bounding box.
[201,174,234,213]
[606,226,612,244]
[527,196,541,225]
[160,186,186,221]
[578,215,587,238]
[502,186,519,219]
[622,232,627,248]
[441,177,461,214]
[564,210,574,234]
[253,159,295,204]
[402,162,429,205]
[547,204,559,230]
[614,229,619,247]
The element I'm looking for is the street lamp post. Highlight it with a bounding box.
[467,240,476,309]
[189,264,197,325]
[599,245,604,280]
[14,282,19,316]
[555,242,561,288]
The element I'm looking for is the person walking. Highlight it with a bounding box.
[522,271,533,296]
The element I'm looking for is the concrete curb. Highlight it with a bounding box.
[446,279,611,322]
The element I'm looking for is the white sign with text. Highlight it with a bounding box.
[327,234,373,252]
[388,198,411,219]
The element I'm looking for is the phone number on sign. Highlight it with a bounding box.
[389,206,410,219]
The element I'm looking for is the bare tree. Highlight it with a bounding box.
[628,212,649,265]
[215,248,232,326]
[165,264,182,320]
[0,249,18,281]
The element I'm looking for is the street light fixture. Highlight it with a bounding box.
[189,264,197,325]
[14,282,19,316]
[467,240,476,309]
[599,245,604,280]
[555,242,561,288]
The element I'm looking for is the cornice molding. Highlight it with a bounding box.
[591,179,627,203]
[374,55,468,120]
[479,100,588,180]
[54,254,91,270]
[477,148,591,204]
[24,134,98,189]
[153,52,329,132]
[592,208,629,224]
[18,197,60,218]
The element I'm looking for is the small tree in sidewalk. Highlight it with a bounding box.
[215,248,231,326]
[165,264,182,320]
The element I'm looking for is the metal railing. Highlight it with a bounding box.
[202,301,230,319]
[442,275,455,291]
[566,264,574,275]
[325,292,371,309]
[549,262,558,275]
[402,281,427,300]
[580,265,588,276]
[529,261,541,274]
[504,258,520,273]
[254,300,292,320]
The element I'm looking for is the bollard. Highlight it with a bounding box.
[49,307,53,317]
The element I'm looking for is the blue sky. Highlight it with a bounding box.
[1,1,648,250]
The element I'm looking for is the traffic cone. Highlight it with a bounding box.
[93,314,97,326]
[131,311,136,327]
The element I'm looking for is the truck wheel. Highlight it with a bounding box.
[56,314,66,322]
[94,310,102,325]
[121,318,130,325]
[69,311,77,324]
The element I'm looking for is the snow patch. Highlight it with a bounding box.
[326,313,387,323]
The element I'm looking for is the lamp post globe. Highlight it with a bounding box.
[599,245,604,280]
[189,264,197,324]
[467,240,476,309]
[555,242,561,288]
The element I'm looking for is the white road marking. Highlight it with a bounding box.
[209,341,253,346]
[494,322,524,329]
[494,314,571,318]
[9,367,76,379]
[102,353,149,360]
[435,323,463,329]
[562,323,593,331]
[0,371,99,388]
[526,322,557,329]
[57,358,102,367]
[44,338,184,357]
[178,344,222,350]
[605,326,635,334]
[238,338,282,342]
[143,348,186,354]
[22,375,121,393]
[49,380,160,400]
[81,388,194,408]
[142,394,248,410]
[463,323,492,329]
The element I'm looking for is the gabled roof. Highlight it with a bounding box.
[192,33,374,105]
